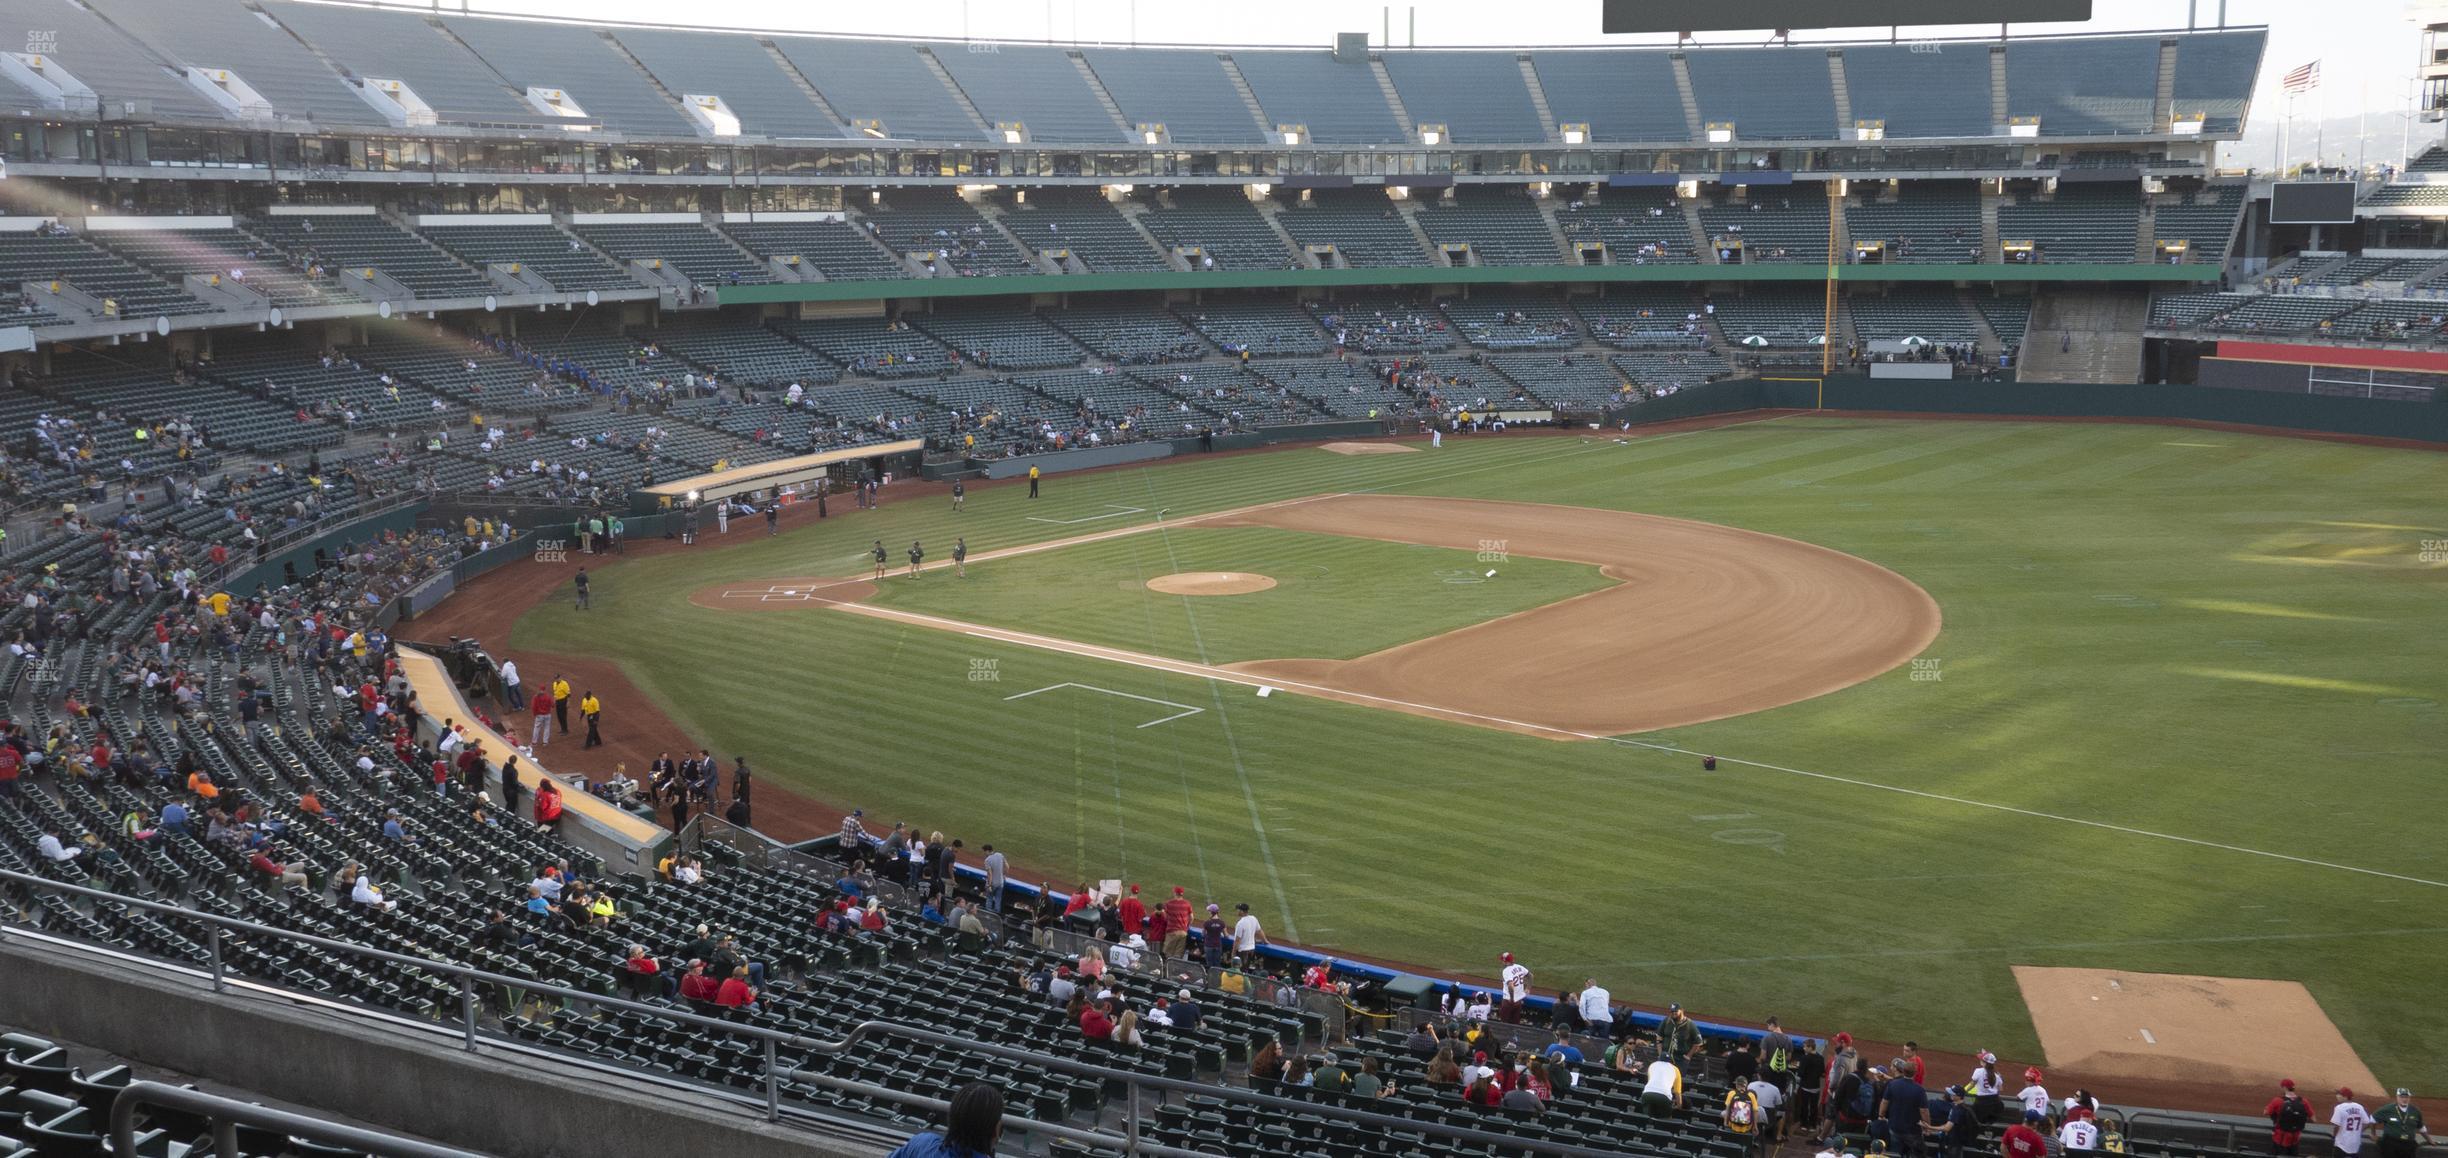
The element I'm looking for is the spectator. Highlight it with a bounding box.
[1079,999,1115,1041]
[1929,1087,1979,1158]
[714,966,758,1011]
[1642,1056,1684,1115]
[887,1082,1003,1158]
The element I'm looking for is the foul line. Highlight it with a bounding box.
[1003,682,1204,729]
[864,600,2448,894]
[1025,503,1146,526]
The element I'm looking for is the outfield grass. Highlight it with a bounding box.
[510,419,2448,1086]
[863,526,1616,665]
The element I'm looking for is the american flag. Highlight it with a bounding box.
[2281,60,2320,94]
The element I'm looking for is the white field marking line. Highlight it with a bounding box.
[1024,503,1146,526]
[1139,471,1299,941]
[850,601,2448,893]
[1002,682,1205,729]
[1578,925,2448,970]
[1340,410,1803,498]
[707,491,1347,601]
[2139,1029,2156,1045]
[863,416,2443,893]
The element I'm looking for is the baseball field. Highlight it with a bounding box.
[498,414,2448,1092]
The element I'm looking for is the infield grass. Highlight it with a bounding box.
[510,418,2448,1087]
[862,526,1615,665]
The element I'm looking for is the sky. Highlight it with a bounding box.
[346,0,2442,169]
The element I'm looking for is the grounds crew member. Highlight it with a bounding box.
[2373,1088,2428,1158]
[1027,463,1040,498]
[551,675,573,736]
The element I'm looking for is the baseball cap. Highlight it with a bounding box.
[1207,903,1219,913]
[2338,1087,2356,1099]
[2281,1080,2298,1091]
[1945,1088,1964,1101]
[1501,952,1514,963]
[1177,989,1192,1000]
[1668,1002,1682,1012]
[2026,1067,2044,1084]
[1235,902,1249,912]
[2396,1088,2413,1099]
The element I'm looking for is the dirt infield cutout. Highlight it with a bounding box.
[2013,966,2381,1093]
[696,494,1939,738]
[1145,571,1279,596]
[1319,441,1420,455]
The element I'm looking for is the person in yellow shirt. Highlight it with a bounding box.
[463,515,479,538]
[551,677,572,736]
[208,591,231,618]
[579,692,604,749]
[1027,464,1041,499]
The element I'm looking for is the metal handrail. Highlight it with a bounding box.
[109,1080,483,1158]
[0,867,1644,1157]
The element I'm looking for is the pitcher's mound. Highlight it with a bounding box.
[1148,572,1278,596]
[1320,441,1419,456]
[2013,966,2380,1093]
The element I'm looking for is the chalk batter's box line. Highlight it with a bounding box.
[1003,681,1206,729]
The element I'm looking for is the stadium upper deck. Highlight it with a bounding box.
[0,0,2259,166]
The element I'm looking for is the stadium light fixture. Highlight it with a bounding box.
[1559,123,1589,145]
[995,121,1028,144]
[2171,113,2204,136]
[1248,183,1273,197]
[1136,122,1168,145]
[1705,122,1734,144]
[1854,120,1885,142]
[1277,125,1305,147]
[1417,124,1446,146]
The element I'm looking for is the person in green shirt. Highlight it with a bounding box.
[607,515,624,553]
[2373,1089,2429,1158]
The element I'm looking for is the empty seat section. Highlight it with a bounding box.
[2005,38,2159,135]
[1684,47,1838,141]
[1529,51,1690,143]
[251,214,495,299]
[442,15,697,136]
[90,0,386,126]
[614,28,842,139]
[1555,186,1698,264]
[1276,190,1428,267]
[263,1,540,124]
[1698,188,1832,264]
[911,309,1086,370]
[1412,187,1563,266]
[862,190,1036,277]
[723,219,907,282]
[1378,51,1544,143]
[1997,183,2141,264]
[1138,189,1295,271]
[2170,30,2266,134]
[937,43,1122,144]
[572,221,775,285]
[775,38,985,142]
[1228,51,1405,144]
[1840,44,1994,139]
[1846,181,1984,264]
[420,223,640,292]
[1079,49,1264,145]
[995,189,1168,273]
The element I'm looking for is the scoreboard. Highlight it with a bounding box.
[1601,1,2093,34]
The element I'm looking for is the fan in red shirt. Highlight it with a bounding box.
[677,961,720,1004]
[1161,887,1193,947]
[714,967,757,1009]
[2004,1113,2052,1158]
[1118,884,1146,937]
[1079,1002,1115,1041]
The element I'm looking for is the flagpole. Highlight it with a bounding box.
[2280,92,2291,176]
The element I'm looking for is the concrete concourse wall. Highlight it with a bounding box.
[0,938,884,1158]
